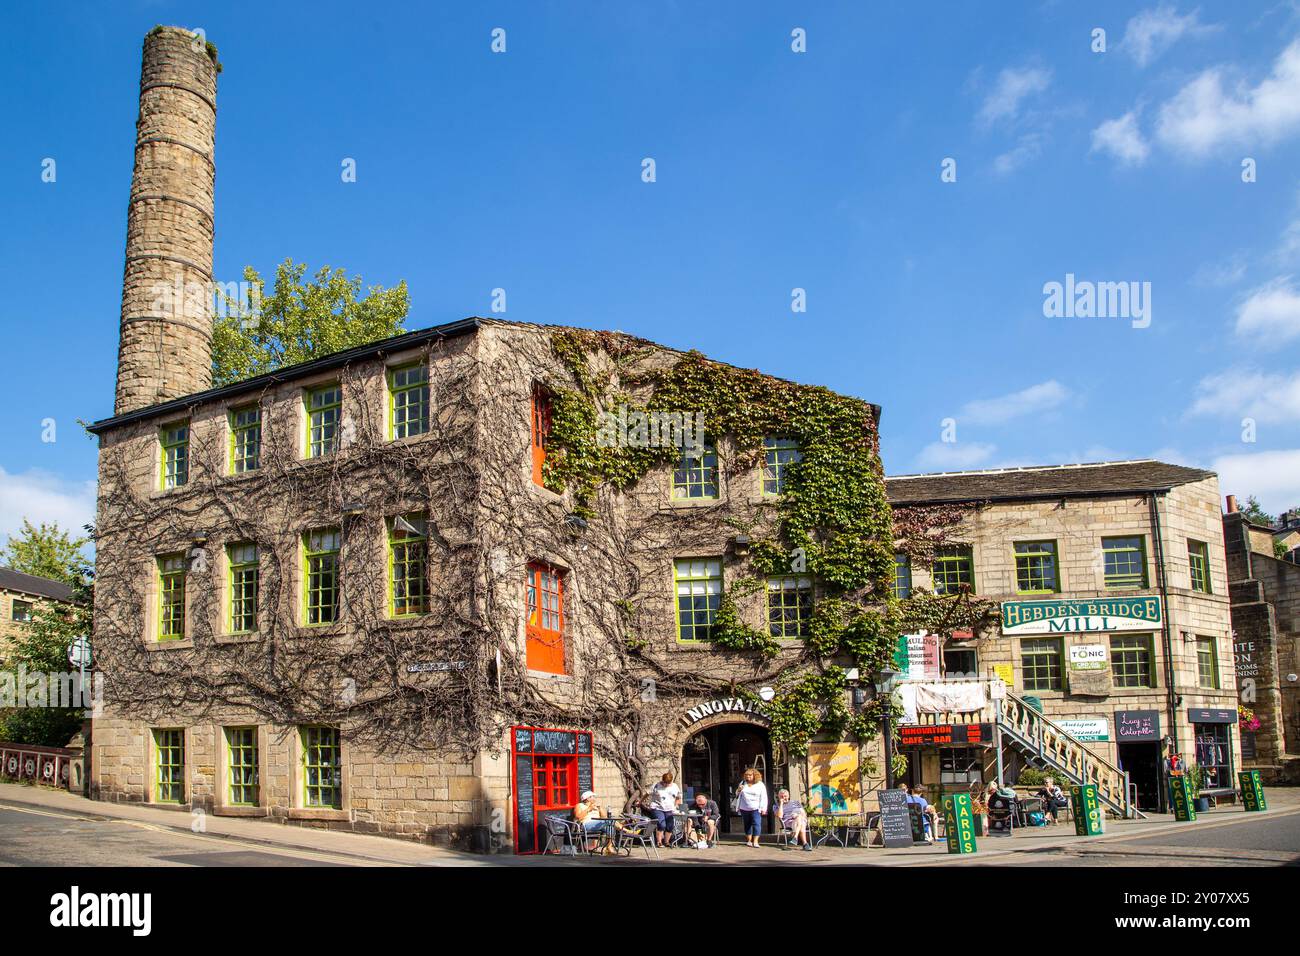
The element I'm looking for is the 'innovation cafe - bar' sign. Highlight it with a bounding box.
[1001,596,1162,636]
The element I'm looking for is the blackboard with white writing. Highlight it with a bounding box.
[877,789,914,848]
[515,755,535,853]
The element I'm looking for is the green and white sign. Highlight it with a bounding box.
[943,792,978,855]
[1057,718,1109,742]
[1071,784,1104,836]
[1001,597,1162,635]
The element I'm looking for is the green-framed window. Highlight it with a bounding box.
[767,575,812,638]
[157,553,186,640]
[762,437,800,496]
[674,558,722,642]
[893,554,912,599]
[305,384,342,458]
[1021,638,1063,692]
[1110,634,1154,688]
[1102,536,1147,589]
[227,543,259,633]
[1188,540,1211,594]
[160,421,189,489]
[301,725,342,809]
[1196,636,1219,689]
[229,405,261,474]
[389,515,429,617]
[225,727,259,806]
[303,528,341,626]
[389,363,430,440]
[932,545,974,595]
[153,728,184,804]
[672,441,719,500]
[1014,540,1059,593]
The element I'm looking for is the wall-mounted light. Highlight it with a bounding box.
[731,534,751,556]
[190,530,210,546]
[341,501,366,517]
[564,513,589,532]
[758,685,776,702]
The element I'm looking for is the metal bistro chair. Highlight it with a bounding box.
[541,814,585,857]
[615,815,660,860]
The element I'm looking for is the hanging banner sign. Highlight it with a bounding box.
[893,632,941,681]
[1001,597,1162,635]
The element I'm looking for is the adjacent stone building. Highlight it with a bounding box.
[1223,498,1300,784]
[884,461,1240,812]
[0,568,77,656]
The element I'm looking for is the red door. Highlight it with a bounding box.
[532,754,576,850]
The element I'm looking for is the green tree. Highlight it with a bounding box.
[211,259,410,386]
[0,520,89,587]
[0,523,92,748]
[1240,496,1275,527]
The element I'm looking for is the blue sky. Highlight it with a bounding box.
[4,0,1300,548]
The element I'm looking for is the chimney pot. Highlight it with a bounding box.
[1226,494,1238,514]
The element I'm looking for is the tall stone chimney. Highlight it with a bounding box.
[114,27,219,414]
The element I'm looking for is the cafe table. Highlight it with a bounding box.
[809,812,869,848]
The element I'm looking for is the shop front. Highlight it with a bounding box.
[1189,707,1236,794]
[1114,709,1163,812]
[510,725,594,854]
[678,697,786,835]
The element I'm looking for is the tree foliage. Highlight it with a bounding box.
[211,260,410,386]
[0,520,90,587]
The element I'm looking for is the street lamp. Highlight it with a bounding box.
[874,668,897,789]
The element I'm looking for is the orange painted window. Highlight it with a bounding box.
[525,562,565,674]
[531,386,551,486]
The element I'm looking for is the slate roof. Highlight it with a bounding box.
[885,459,1216,505]
[0,567,77,603]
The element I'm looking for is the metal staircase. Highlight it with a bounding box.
[996,691,1137,819]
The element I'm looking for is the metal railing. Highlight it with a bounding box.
[996,693,1133,818]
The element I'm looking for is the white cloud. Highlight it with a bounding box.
[0,467,96,552]
[958,380,1071,426]
[1091,110,1151,165]
[915,441,997,471]
[978,66,1052,126]
[994,134,1044,174]
[1234,276,1300,341]
[1156,38,1300,155]
[1193,254,1247,287]
[1189,367,1300,423]
[1122,5,1218,67]
[1211,448,1300,514]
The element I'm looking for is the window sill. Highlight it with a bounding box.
[527,670,572,682]
[145,639,194,652]
[215,633,260,645]
[528,482,566,505]
[288,807,349,822]
[668,496,723,508]
[213,805,269,818]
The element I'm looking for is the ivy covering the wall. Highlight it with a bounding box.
[543,329,998,759]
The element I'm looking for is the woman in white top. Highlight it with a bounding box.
[735,768,769,847]
[649,772,682,847]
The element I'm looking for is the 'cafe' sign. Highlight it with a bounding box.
[1001,596,1162,636]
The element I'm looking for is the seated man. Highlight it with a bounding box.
[573,791,610,852]
[904,784,938,843]
[686,791,721,847]
[774,788,813,851]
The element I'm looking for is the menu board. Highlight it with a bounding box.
[532,730,579,754]
[876,789,914,848]
[578,756,593,796]
[515,755,536,853]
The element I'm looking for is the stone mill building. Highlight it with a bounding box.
[87,28,1242,853]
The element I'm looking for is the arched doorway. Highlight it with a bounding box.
[681,721,788,835]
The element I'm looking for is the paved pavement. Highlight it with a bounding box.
[1,781,1297,866]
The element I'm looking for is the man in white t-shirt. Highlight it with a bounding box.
[649,772,682,847]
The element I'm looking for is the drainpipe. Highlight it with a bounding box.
[1148,492,1180,770]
